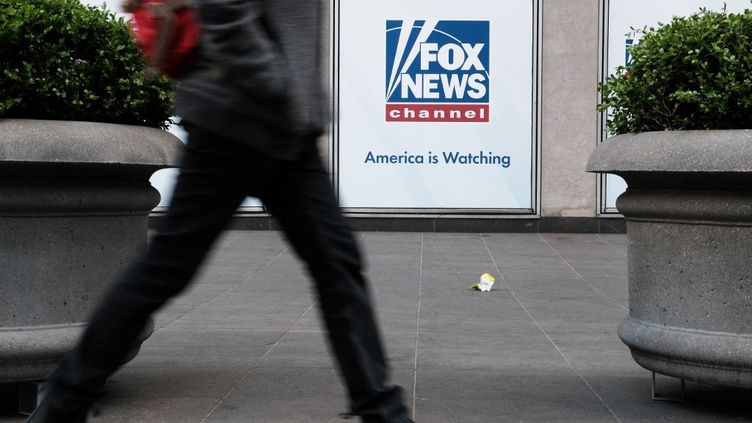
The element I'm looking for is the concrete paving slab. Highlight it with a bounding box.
[4,231,751,423]
[417,330,568,372]
[127,329,282,370]
[106,367,241,398]
[203,366,414,423]
[415,370,618,423]
[81,396,218,423]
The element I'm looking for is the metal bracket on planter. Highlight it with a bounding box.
[651,372,685,402]
[18,382,46,416]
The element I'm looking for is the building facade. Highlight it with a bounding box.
[83,0,747,232]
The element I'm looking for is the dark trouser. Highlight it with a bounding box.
[45,125,408,421]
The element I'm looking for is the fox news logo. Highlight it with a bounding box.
[625,38,634,65]
[385,19,490,123]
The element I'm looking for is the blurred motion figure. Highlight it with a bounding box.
[27,0,413,422]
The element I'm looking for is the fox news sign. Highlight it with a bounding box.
[385,20,490,123]
[337,0,535,210]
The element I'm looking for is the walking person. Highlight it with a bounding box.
[26,0,412,422]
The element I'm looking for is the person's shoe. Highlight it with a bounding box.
[362,417,414,423]
[24,392,94,423]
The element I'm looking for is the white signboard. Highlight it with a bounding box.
[604,0,750,210]
[336,0,537,210]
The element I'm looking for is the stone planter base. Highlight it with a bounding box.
[615,188,752,388]
[0,319,153,383]
[620,318,752,388]
[0,120,181,382]
[587,130,752,388]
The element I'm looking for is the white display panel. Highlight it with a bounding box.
[603,0,749,211]
[336,0,538,211]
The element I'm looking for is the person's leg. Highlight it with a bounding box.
[261,144,411,422]
[30,126,257,421]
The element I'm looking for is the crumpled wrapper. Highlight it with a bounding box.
[472,273,496,292]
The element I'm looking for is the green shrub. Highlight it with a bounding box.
[598,7,752,134]
[0,0,172,128]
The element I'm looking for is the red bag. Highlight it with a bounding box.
[125,0,201,78]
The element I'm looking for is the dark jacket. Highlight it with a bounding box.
[175,0,326,159]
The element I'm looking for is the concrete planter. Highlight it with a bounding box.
[0,119,183,382]
[587,130,752,388]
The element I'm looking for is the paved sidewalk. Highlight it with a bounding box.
[2,232,751,422]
